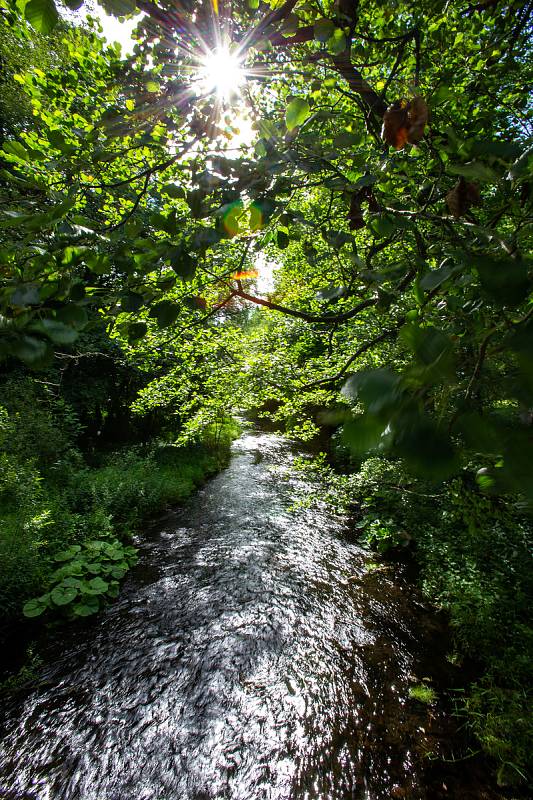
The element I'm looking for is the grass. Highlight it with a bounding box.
[409,683,438,704]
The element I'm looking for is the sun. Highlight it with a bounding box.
[199,46,245,100]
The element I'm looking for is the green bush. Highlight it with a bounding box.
[347,455,533,786]
[0,376,81,473]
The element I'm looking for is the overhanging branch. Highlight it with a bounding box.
[234,285,376,323]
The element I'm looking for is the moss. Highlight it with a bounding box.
[409,683,438,704]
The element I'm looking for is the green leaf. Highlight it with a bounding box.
[343,369,402,415]
[317,285,346,302]
[327,28,347,55]
[86,253,111,275]
[10,336,51,368]
[2,141,29,161]
[107,582,120,598]
[394,415,458,480]
[110,565,126,579]
[120,291,144,312]
[507,145,533,180]
[62,577,83,588]
[277,230,290,249]
[0,211,34,229]
[149,300,180,328]
[314,18,335,43]
[24,0,59,34]
[168,247,196,281]
[146,80,160,93]
[401,325,455,385]
[51,585,78,606]
[342,415,388,454]
[23,596,49,617]
[56,304,88,329]
[333,131,363,149]
[285,98,310,131]
[99,0,137,14]
[38,319,79,345]
[1,198,76,232]
[128,322,148,342]
[473,256,529,307]
[48,129,76,155]
[53,545,81,561]
[448,162,499,183]
[162,183,186,199]
[69,283,86,302]
[72,596,100,616]
[150,211,178,235]
[11,284,40,306]
[87,577,109,594]
[368,214,398,238]
[401,324,454,368]
[419,262,458,291]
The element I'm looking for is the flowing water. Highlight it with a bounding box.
[0,430,496,800]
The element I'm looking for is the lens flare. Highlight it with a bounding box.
[232,270,259,280]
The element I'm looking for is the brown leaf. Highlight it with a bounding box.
[348,193,364,229]
[381,100,409,149]
[406,95,428,144]
[445,177,481,217]
[382,97,429,148]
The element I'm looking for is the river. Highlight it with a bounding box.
[0,429,497,799]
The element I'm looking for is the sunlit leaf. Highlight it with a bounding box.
[24,0,59,34]
[285,98,310,131]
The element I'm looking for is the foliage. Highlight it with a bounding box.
[22,537,138,618]
[0,646,42,694]
[345,454,533,786]
[0,369,235,637]
[0,0,530,505]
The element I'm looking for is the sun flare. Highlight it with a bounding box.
[200,46,245,100]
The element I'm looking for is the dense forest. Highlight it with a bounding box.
[0,0,532,795]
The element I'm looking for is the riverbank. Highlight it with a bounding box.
[0,419,239,686]
[289,447,533,795]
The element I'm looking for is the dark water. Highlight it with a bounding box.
[0,430,497,800]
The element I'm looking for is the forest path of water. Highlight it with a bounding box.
[0,429,496,800]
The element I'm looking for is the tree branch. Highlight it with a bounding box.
[299,318,406,390]
[234,285,376,323]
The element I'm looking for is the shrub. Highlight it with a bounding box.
[348,455,533,786]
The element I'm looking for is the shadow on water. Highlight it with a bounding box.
[0,429,502,800]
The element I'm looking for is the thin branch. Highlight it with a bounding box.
[300,319,405,390]
[92,139,198,190]
[464,328,498,403]
[104,173,150,232]
[234,286,376,323]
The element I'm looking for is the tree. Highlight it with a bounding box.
[1,0,532,496]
